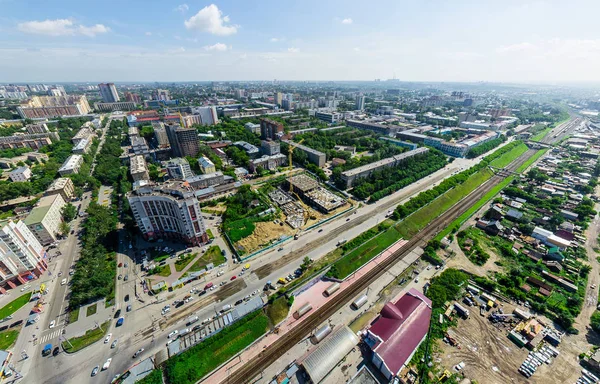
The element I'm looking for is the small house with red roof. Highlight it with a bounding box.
[364,288,432,381]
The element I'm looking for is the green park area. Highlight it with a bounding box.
[174,253,198,272]
[68,307,80,323]
[266,296,291,325]
[164,311,269,384]
[62,320,111,353]
[0,329,19,350]
[188,246,225,272]
[86,303,97,317]
[137,370,164,384]
[0,292,32,320]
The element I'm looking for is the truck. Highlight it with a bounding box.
[454,303,470,319]
[336,239,347,247]
[42,343,52,356]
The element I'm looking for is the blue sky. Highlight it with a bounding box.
[2,0,600,83]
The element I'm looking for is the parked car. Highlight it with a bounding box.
[133,348,144,358]
[235,299,243,306]
[52,346,60,356]
[168,330,178,339]
[124,275,129,281]
[118,263,123,267]
[126,305,132,312]
[230,275,237,281]
[124,294,129,302]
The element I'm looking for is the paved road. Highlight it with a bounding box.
[22,136,513,383]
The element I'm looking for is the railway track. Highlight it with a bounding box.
[220,149,537,384]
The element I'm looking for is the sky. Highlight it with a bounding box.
[2,0,600,83]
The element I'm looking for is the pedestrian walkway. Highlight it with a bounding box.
[39,328,63,344]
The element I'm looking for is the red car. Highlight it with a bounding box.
[204,282,214,290]
[230,275,237,281]
[118,262,123,267]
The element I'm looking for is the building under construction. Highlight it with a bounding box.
[287,174,346,213]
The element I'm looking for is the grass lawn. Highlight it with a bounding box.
[330,225,403,279]
[174,253,198,272]
[86,303,97,317]
[68,307,80,323]
[265,296,290,326]
[0,329,19,350]
[0,292,32,320]
[137,369,163,384]
[206,229,214,240]
[62,320,111,353]
[164,311,269,384]
[157,265,172,277]
[188,246,225,272]
[531,127,552,142]
[435,147,545,241]
[488,142,529,168]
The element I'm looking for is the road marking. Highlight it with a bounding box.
[39,329,62,343]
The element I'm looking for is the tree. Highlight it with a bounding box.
[62,203,77,222]
[148,164,160,181]
[59,221,70,236]
[139,125,155,140]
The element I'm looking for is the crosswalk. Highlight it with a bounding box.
[39,329,62,344]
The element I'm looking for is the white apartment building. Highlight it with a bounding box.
[45,177,75,202]
[58,154,84,176]
[23,194,66,245]
[8,166,32,182]
[0,220,46,290]
[127,181,208,245]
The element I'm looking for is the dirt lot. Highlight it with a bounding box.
[235,215,295,254]
[437,301,589,384]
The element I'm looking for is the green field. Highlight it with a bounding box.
[174,253,198,272]
[0,292,32,319]
[164,311,269,384]
[0,329,19,350]
[531,127,552,142]
[188,246,225,272]
[62,320,111,353]
[206,229,214,239]
[328,225,403,279]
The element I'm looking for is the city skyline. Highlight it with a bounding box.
[2,0,600,83]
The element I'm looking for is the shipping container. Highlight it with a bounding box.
[293,303,312,319]
[454,303,470,318]
[310,324,332,344]
[323,282,340,297]
[351,294,368,310]
[466,284,480,295]
[480,292,496,303]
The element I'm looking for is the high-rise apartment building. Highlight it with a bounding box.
[151,121,170,148]
[275,92,283,106]
[127,181,209,245]
[355,95,366,111]
[153,89,171,101]
[260,118,284,140]
[192,106,219,126]
[124,92,142,104]
[0,220,47,291]
[98,83,120,103]
[166,124,199,157]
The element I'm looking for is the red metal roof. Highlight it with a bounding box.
[368,288,432,376]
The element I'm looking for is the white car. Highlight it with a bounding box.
[102,358,112,370]
[251,290,259,296]
[49,320,56,329]
[168,330,179,339]
[166,339,176,346]
[104,333,112,344]
[217,271,224,277]
[592,284,597,289]
[184,296,194,303]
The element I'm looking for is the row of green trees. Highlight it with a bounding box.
[349,150,447,201]
[393,141,522,220]
[466,136,507,158]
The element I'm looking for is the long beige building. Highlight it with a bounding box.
[17,95,91,118]
[23,194,66,245]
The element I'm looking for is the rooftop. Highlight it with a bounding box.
[342,148,428,177]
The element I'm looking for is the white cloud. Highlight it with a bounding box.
[175,4,189,13]
[287,47,299,53]
[184,4,238,36]
[341,18,353,24]
[270,37,284,42]
[18,19,109,37]
[353,47,360,52]
[78,24,110,37]
[145,32,152,36]
[204,43,230,51]
[496,42,537,54]
[239,53,248,60]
